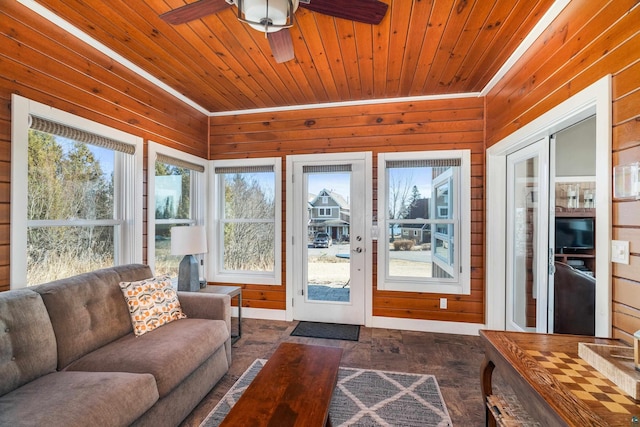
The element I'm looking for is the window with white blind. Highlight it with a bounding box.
[211,158,282,285]
[377,150,471,294]
[10,94,143,288]
[147,142,207,278]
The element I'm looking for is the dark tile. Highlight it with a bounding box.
[180,318,486,426]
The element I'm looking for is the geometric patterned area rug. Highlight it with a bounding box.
[200,359,452,427]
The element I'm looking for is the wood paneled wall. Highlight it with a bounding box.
[486,0,640,341]
[210,97,485,323]
[0,2,209,291]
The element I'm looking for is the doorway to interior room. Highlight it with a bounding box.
[287,152,371,325]
[505,118,598,335]
[487,76,611,337]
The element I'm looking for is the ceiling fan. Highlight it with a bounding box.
[160,0,389,63]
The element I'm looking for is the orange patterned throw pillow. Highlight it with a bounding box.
[119,275,187,336]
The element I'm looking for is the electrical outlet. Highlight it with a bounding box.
[611,240,630,264]
[440,298,447,309]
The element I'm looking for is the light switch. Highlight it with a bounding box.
[611,240,630,264]
[371,225,378,241]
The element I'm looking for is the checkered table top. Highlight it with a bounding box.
[526,350,640,415]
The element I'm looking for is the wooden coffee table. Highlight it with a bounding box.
[220,342,343,427]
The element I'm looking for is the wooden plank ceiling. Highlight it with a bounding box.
[34,0,554,113]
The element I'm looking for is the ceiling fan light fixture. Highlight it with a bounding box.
[235,0,298,33]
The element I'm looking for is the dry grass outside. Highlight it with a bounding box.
[388,258,433,278]
[307,254,349,285]
[307,255,434,285]
[28,255,114,286]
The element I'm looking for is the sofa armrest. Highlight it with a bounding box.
[178,292,232,364]
[178,292,231,332]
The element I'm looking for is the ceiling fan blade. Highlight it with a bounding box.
[160,0,232,25]
[299,0,388,25]
[268,29,295,63]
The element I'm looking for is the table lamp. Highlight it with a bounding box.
[170,225,207,292]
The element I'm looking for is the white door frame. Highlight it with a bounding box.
[285,152,373,325]
[486,75,612,336]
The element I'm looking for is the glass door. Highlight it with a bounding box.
[505,138,551,332]
[289,153,368,325]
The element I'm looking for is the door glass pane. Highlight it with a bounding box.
[512,156,539,331]
[306,172,351,302]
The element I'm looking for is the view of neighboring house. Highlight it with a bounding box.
[400,198,431,244]
[308,189,350,242]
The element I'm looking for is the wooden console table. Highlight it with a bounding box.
[480,330,639,426]
[220,342,343,426]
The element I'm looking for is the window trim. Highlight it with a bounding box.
[147,142,207,278]
[10,94,143,289]
[377,150,471,295]
[209,157,282,285]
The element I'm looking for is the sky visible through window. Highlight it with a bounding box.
[306,169,433,203]
[58,136,115,179]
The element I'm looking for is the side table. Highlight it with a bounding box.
[199,285,242,344]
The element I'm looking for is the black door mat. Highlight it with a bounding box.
[291,321,360,341]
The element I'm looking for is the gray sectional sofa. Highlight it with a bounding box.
[0,264,232,427]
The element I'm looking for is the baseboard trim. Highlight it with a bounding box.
[370,316,485,336]
[234,307,286,321]
[234,308,485,335]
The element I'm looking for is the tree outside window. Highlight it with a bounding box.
[154,162,192,277]
[27,130,117,285]
[221,172,275,272]
[212,159,282,285]
[377,151,471,295]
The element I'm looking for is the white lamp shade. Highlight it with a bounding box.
[170,226,207,256]
[241,0,299,33]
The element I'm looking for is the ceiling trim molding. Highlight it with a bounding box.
[20,0,568,117]
[480,0,570,96]
[207,92,483,117]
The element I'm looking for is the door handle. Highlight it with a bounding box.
[352,247,363,253]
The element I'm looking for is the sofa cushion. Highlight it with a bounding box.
[65,318,229,398]
[34,264,153,369]
[0,371,158,427]
[119,275,187,336]
[0,289,57,397]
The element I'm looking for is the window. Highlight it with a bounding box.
[211,158,281,285]
[147,142,206,278]
[319,208,332,217]
[377,150,470,294]
[11,95,143,288]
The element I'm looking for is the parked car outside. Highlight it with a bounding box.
[313,232,332,248]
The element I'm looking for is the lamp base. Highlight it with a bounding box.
[177,254,200,292]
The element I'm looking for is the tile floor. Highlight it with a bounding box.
[180,318,501,426]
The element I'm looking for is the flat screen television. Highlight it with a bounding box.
[555,217,595,251]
